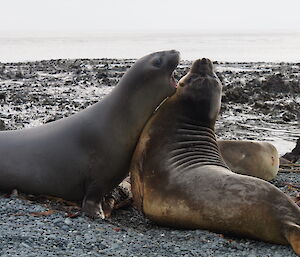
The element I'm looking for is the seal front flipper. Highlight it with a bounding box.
[284,221,300,255]
[101,178,132,218]
[82,198,105,219]
[82,182,106,219]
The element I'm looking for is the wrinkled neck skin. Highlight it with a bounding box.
[162,94,228,172]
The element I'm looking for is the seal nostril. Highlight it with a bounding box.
[170,50,180,58]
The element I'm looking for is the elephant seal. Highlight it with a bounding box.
[130,58,300,255]
[0,50,180,218]
[217,140,279,181]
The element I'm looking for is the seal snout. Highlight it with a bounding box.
[190,58,214,77]
[170,49,180,55]
[199,58,210,64]
[167,50,180,69]
[166,50,180,88]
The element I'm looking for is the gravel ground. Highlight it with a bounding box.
[0,59,299,256]
[0,171,299,257]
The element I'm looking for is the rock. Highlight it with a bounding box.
[282,112,296,122]
[20,242,32,248]
[282,137,300,162]
[261,73,289,93]
[0,119,5,130]
[44,115,64,123]
[96,72,108,79]
[279,157,292,165]
[0,92,6,100]
[64,218,72,225]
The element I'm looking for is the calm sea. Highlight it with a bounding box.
[0,32,300,63]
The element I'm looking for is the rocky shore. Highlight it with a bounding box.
[0,59,299,256]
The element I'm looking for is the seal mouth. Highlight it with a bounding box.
[170,72,177,88]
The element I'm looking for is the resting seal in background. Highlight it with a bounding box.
[130,58,300,255]
[0,50,180,218]
[217,140,279,181]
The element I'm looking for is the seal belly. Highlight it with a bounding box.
[0,127,86,200]
[143,165,289,244]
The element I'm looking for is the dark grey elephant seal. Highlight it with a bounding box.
[0,50,180,218]
[130,58,300,255]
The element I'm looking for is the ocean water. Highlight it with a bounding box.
[0,32,300,63]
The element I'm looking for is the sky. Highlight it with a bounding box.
[0,0,300,35]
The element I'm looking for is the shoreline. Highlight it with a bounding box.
[1,58,300,65]
[1,58,299,151]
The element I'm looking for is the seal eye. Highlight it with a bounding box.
[152,58,162,67]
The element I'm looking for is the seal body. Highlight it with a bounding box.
[0,50,180,218]
[130,58,300,255]
[217,140,279,180]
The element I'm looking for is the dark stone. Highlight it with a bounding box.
[96,72,108,79]
[261,73,290,93]
[0,93,6,100]
[292,138,300,156]
[282,137,300,163]
[282,112,296,122]
[0,119,5,130]
[15,70,24,79]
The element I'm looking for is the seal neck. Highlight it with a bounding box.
[91,76,171,147]
[167,116,228,171]
[109,81,165,127]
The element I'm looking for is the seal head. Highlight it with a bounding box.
[176,58,222,127]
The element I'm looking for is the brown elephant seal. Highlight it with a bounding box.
[130,58,300,255]
[217,140,279,181]
[0,50,180,219]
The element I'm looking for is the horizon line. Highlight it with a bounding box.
[0,28,299,36]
